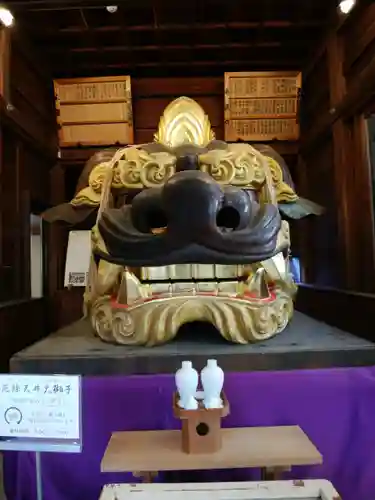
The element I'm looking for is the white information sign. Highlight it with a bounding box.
[64,230,91,287]
[0,374,81,453]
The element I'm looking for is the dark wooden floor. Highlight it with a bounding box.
[10,311,375,375]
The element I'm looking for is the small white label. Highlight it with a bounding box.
[64,230,91,287]
[0,375,80,440]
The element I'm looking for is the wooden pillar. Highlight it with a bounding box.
[296,155,315,283]
[327,31,375,291]
[47,162,66,297]
[350,115,375,292]
[327,33,358,289]
[0,27,12,107]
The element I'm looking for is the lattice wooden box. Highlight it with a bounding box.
[54,76,134,147]
[224,71,301,142]
[99,480,341,500]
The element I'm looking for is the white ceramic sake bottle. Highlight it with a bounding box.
[201,359,224,409]
[175,361,199,410]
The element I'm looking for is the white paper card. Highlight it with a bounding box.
[64,230,91,287]
[0,374,81,440]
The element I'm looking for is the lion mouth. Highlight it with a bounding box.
[115,253,288,308]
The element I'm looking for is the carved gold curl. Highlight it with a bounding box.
[71,187,102,207]
[199,144,262,187]
[199,143,298,203]
[70,141,297,209]
[89,162,112,192]
[114,149,176,189]
[267,157,298,203]
[89,285,293,346]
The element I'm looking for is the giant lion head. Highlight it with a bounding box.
[44,97,322,346]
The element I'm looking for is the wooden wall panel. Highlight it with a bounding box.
[6,36,57,154]
[0,117,53,302]
[300,51,330,144]
[343,3,375,85]
[296,284,375,343]
[299,135,341,286]
[300,1,375,292]
[0,28,11,102]
[132,77,224,143]
[132,77,224,98]
[0,30,56,371]
[0,299,47,372]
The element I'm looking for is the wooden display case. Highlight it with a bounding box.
[224,71,301,142]
[54,75,134,147]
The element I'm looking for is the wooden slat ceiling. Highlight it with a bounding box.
[4,0,338,77]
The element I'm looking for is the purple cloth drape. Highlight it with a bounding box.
[4,367,375,500]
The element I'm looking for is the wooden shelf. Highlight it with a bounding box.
[101,426,322,474]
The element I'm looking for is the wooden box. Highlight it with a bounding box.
[173,391,230,454]
[224,71,301,142]
[99,480,341,500]
[54,76,134,147]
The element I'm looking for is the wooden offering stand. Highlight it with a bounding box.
[173,391,229,454]
[101,391,322,482]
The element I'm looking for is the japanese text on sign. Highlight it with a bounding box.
[0,375,80,440]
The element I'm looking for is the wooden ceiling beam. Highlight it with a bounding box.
[51,20,325,34]
[43,41,311,53]
[51,58,302,71]
[303,0,368,80]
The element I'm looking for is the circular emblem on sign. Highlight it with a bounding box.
[4,407,22,425]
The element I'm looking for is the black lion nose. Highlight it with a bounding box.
[175,154,199,172]
[162,170,223,235]
[130,170,255,237]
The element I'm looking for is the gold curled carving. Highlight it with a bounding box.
[267,157,298,203]
[89,285,293,346]
[199,143,298,202]
[199,150,236,184]
[71,186,102,207]
[116,148,177,189]
[70,142,297,205]
[72,158,114,206]
[88,162,112,193]
[199,144,263,187]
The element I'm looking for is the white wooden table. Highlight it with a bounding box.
[99,480,341,500]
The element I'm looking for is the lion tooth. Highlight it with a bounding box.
[246,268,270,299]
[150,282,171,295]
[141,265,176,280]
[277,220,290,248]
[218,281,238,295]
[172,264,193,280]
[140,266,166,280]
[214,265,238,279]
[117,270,148,305]
[197,282,218,293]
[192,264,215,279]
[172,282,195,293]
[261,252,286,281]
